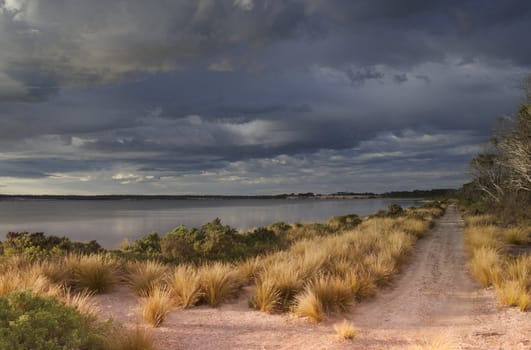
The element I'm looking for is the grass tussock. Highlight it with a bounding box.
[126,260,168,297]
[464,225,502,256]
[309,275,353,313]
[141,286,172,327]
[294,288,323,322]
[70,254,117,294]
[249,278,281,312]
[398,218,432,238]
[495,280,530,311]
[238,256,262,284]
[506,254,531,288]
[469,247,502,287]
[408,337,453,350]
[61,288,98,316]
[464,214,496,227]
[167,265,202,308]
[333,320,357,340]
[0,260,60,297]
[105,326,158,350]
[198,262,243,307]
[503,227,529,245]
[464,212,530,313]
[250,207,434,319]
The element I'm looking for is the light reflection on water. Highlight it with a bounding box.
[0,198,420,249]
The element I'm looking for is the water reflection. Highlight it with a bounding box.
[0,198,419,248]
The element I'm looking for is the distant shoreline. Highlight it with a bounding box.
[0,189,454,201]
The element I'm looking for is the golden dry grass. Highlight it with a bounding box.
[141,286,172,327]
[126,260,168,297]
[310,275,353,312]
[238,256,262,284]
[249,278,281,312]
[61,288,98,316]
[105,326,158,350]
[70,254,117,293]
[503,227,529,245]
[198,262,243,307]
[464,225,502,257]
[251,208,430,318]
[294,288,323,322]
[464,214,496,227]
[408,336,453,350]
[507,254,531,288]
[495,280,530,311]
[167,265,202,308]
[333,320,357,340]
[469,247,502,287]
[464,213,530,313]
[0,260,61,297]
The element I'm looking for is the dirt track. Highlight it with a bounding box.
[94,205,530,349]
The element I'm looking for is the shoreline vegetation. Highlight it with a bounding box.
[458,77,530,312]
[0,201,446,349]
[0,188,454,201]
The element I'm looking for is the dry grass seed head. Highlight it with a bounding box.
[310,275,353,313]
[141,286,172,327]
[495,280,530,311]
[199,262,243,307]
[469,247,502,287]
[127,260,168,297]
[71,254,117,294]
[168,264,202,308]
[333,320,357,340]
[61,288,98,316]
[250,278,281,312]
[504,227,530,245]
[294,288,323,323]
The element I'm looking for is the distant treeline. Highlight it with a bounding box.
[0,189,455,201]
[382,189,457,198]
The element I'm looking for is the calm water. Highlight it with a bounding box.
[0,198,419,248]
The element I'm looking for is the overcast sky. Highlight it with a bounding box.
[0,0,529,195]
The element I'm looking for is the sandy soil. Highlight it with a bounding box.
[94,205,530,349]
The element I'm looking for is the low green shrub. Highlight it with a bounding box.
[0,291,106,350]
[1,232,102,259]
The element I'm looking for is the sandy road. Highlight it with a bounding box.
[94,205,530,349]
[347,204,530,349]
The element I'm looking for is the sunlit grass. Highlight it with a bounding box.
[70,254,117,294]
[333,320,357,340]
[167,265,202,308]
[249,278,281,312]
[105,326,158,350]
[503,227,529,245]
[294,288,323,322]
[126,260,168,297]
[495,280,530,311]
[469,247,502,287]
[198,262,243,307]
[141,286,172,327]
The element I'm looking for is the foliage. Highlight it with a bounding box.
[1,231,102,259]
[465,75,531,224]
[0,291,106,350]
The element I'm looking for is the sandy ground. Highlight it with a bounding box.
[94,205,530,349]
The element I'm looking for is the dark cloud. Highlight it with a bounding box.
[0,0,529,194]
[393,73,408,84]
[346,67,385,87]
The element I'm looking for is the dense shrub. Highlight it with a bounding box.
[121,232,161,259]
[1,232,102,258]
[0,291,106,350]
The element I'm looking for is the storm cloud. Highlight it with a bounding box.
[0,0,530,194]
